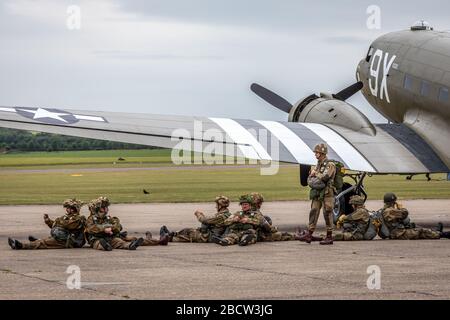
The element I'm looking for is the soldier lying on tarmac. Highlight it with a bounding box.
[211,194,270,246]
[85,197,144,251]
[377,193,450,240]
[8,199,86,250]
[251,192,297,242]
[332,195,377,241]
[165,195,231,243]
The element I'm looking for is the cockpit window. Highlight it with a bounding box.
[439,87,449,102]
[365,47,374,62]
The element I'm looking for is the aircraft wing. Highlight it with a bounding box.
[0,106,448,174]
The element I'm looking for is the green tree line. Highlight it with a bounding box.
[0,128,153,152]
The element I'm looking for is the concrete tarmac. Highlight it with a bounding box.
[1,200,449,300]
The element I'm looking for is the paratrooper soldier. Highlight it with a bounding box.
[167,195,232,243]
[212,194,269,246]
[250,192,296,242]
[298,143,336,245]
[333,195,375,241]
[378,193,450,240]
[86,201,169,246]
[8,199,86,250]
[85,197,144,251]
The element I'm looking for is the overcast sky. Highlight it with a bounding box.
[0,0,449,123]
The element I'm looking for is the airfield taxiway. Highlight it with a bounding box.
[1,200,450,300]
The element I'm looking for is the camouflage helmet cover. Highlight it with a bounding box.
[239,194,254,205]
[383,192,397,203]
[62,198,83,212]
[215,195,230,208]
[87,200,97,213]
[92,196,111,211]
[313,143,328,155]
[251,192,264,206]
[349,195,365,206]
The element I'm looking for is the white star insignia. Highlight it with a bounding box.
[18,108,70,123]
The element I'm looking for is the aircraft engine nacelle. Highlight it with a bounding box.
[288,93,376,136]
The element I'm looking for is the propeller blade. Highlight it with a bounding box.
[333,81,363,101]
[250,83,293,113]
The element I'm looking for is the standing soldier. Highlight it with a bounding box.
[298,143,336,245]
[212,194,268,246]
[333,195,375,241]
[167,195,232,243]
[251,192,296,242]
[85,197,144,251]
[378,193,450,240]
[8,199,86,250]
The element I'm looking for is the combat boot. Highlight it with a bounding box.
[293,228,303,240]
[8,238,23,250]
[129,237,144,250]
[99,239,113,251]
[239,233,256,246]
[158,234,169,245]
[211,235,230,246]
[440,231,450,239]
[320,231,333,245]
[160,225,169,236]
[298,230,313,244]
[28,235,38,242]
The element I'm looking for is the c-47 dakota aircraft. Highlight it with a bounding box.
[0,21,449,218]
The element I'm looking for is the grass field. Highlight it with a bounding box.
[0,149,449,205]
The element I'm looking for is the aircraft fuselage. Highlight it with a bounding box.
[357,28,450,168]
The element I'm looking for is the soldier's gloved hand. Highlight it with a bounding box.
[104,227,113,235]
[240,217,249,224]
[232,215,241,222]
[336,215,346,229]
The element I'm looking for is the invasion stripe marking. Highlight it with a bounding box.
[301,123,376,172]
[282,122,347,166]
[255,120,316,164]
[379,124,449,173]
[0,107,16,113]
[209,118,272,161]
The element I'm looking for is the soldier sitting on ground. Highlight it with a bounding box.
[250,192,296,242]
[86,201,169,247]
[211,194,270,246]
[85,197,144,251]
[333,195,376,241]
[378,193,450,240]
[8,199,86,250]
[165,195,232,243]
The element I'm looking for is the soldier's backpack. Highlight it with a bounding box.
[327,160,345,192]
[363,217,378,240]
[371,210,391,239]
[51,227,85,248]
